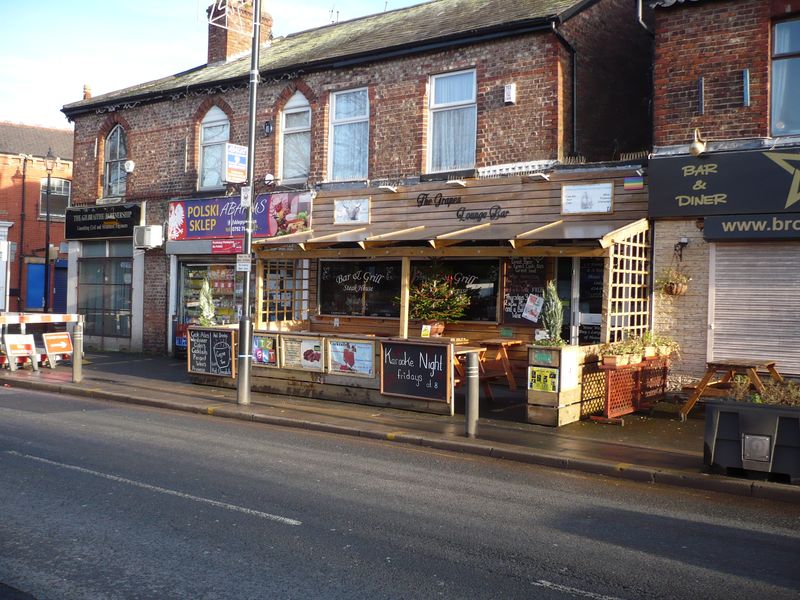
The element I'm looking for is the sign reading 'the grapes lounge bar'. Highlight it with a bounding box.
[280,335,325,372]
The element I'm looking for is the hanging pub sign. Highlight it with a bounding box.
[648,150,800,218]
[65,203,142,240]
[167,192,312,241]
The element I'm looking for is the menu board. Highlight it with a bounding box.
[380,340,451,402]
[188,327,236,378]
[318,260,401,317]
[502,257,547,324]
[252,332,279,368]
[281,335,325,372]
[327,338,376,378]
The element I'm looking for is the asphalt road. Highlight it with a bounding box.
[0,387,798,600]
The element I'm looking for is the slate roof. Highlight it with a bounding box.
[63,0,589,118]
[0,122,73,161]
[651,0,704,7]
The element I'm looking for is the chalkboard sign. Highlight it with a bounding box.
[380,340,451,402]
[188,327,236,378]
[319,260,401,317]
[502,257,546,324]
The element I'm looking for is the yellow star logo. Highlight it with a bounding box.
[763,152,800,209]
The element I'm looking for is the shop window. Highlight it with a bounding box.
[319,260,400,317]
[329,88,369,181]
[78,240,132,337]
[280,92,311,183]
[260,259,308,324]
[199,106,230,190]
[104,125,128,198]
[39,177,71,219]
[772,17,800,137]
[411,259,499,322]
[428,70,476,173]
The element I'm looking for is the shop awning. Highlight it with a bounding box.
[253,218,648,252]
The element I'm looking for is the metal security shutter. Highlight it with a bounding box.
[712,242,800,376]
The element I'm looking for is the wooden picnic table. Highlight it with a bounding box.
[479,338,523,390]
[679,359,785,421]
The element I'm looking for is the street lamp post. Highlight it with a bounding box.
[43,147,56,313]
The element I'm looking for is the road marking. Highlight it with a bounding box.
[533,580,624,600]
[5,450,301,526]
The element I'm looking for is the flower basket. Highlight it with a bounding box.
[602,354,629,367]
[663,281,688,296]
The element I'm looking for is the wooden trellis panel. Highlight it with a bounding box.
[605,226,650,342]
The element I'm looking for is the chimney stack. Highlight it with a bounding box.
[207,1,273,64]
[83,84,92,100]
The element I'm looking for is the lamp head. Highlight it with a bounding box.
[44,147,56,173]
[689,128,706,157]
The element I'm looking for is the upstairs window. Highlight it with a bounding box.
[281,92,311,182]
[200,106,230,189]
[329,88,369,181]
[428,70,476,173]
[772,17,800,137]
[39,177,71,219]
[104,125,127,197]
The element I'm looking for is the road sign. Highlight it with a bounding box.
[225,143,248,184]
[4,334,38,372]
[42,332,74,369]
[236,253,252,272]
[241,184,252,208]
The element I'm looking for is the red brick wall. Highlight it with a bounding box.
[0,154,71,311]
[653,0,771,147]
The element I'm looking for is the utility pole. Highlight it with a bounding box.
[236,0,262,406]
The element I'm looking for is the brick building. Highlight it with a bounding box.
[0,122,73,313]
[649,0,800,378]
[61,0,654,355]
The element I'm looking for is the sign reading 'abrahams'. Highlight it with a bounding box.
[188,327,236,378]
[648,150,800,218]
[65,204,142,240]
[380,340,451,402]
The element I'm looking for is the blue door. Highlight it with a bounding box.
[25,263,45,310]
[54,260,68,313]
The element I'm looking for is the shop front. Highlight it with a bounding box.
[64,203,144,351]
[165,192,312,354]
[188,166,654,422]
[649,147,800,377]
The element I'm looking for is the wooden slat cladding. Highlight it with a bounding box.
[311,170,648,238]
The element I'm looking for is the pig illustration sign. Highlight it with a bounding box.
[167,192,311,241]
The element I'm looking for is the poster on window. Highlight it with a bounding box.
[281,335,325,372]
[327,338,375,378]
[521,294,544,323]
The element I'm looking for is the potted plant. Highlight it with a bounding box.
[198,277,216,326]
[406,276,470,336]
[598,341,629,367]
[653,333,680,359]
[532,281,566,347]
[655,267,690,296]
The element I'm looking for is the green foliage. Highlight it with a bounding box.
[540,281,564,345]
[728,376,800,407]
[406,276,471,323]
[655,266,690,287]
[198,277,216,326]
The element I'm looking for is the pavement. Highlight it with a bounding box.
[1,351,798,504]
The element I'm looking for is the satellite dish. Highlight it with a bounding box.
[264,173,275,186]
[123,160,136,173]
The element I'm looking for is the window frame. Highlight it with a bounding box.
[279,92,312,184]
[328,87,370,182]
[259,259,308,325]
[199,106,230,191]
[39,177,71,220]
[771,16,800,137]
[103,124,127,198]
[77,240,133,338]
[426,69,477,174]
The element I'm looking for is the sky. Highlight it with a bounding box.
[0,0,422,130]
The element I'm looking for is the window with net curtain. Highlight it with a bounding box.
[772,17,800,136]
[281,91,311,182]
[429,70,476,173]
[330,88,369,181]
[104,125,127,197]
[200,106,230,189]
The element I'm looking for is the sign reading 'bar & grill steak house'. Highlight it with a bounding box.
[648,150,800,218]
[65,204,142,239]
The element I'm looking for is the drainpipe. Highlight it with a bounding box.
[551,22,577,156]
[638,0,653,35]
[17,154,31,311]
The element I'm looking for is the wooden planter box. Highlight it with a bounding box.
[526,345,583,426]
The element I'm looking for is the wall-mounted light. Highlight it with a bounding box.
[263,120,273,136]
[674,237,689,261]
[378,185,397,193]
[689,128,707,157]
[264,173,275,186]
[446,179,466,188]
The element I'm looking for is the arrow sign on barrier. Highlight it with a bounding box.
[42,333,74,368]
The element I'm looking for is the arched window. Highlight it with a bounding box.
[104,125,128,197]
[281,91,311,182]
[200,106,230,189]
